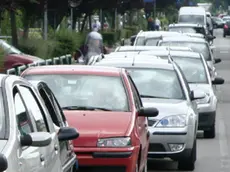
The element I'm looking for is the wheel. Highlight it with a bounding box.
[178,139,196,171]
[204,125,215,138]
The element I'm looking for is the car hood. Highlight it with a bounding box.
[64,111,132,147]
[189,83,212,94]
[9,53,43,62]
[0,140,7,152]
[141,98,188,121]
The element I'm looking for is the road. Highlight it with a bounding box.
[148,29,230,172]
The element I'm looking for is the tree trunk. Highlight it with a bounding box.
[80,14,88,32]
[10,9,18,48]
[88,14,92,31]
[23,12,29,39]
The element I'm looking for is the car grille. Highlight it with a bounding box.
[148,119,157,126]
[78,166,126,172]
[148,143,166,152]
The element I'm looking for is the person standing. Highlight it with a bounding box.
[155,17,161,31]
[92,19,101,32]
[206,14,213,36]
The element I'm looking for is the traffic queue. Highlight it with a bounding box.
[0,5,225,172]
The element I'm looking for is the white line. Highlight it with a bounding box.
[220,51,229,54]
[219,119,229,157]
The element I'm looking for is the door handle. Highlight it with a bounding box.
[40,154,45,162]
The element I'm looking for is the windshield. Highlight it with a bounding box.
[0,40,22,54]
[24,74,129,112]
[179,15,205,25]
[169,27,205,35]
[160,41,210,60]
[213,17,223,22]
[0,90,5,138]
[169,57,208,84]
[127,68,185,100]
[135,37,160,46]
[222,17,230,22]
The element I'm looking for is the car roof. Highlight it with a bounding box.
[136,31,183,37]
[115,46,193,52]
[95,58,175,70]
[160,36,206,43]
[169,23,204,28]
[102,53,160,60]
[22,65,123,77]
[140,50,201,58]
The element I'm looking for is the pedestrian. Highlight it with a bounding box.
[206,14,213,36]
[155,17,161,31]
[92,19,101,32]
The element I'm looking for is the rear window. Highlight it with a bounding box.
[169,27,205,35]
[179,15,205,25]
[24,74,130,112]
[135,37,160,46]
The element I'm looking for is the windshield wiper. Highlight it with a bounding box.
[62,106,112,111]
[140,95,169,99]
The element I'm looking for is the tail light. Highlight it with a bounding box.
[224,24,228,29]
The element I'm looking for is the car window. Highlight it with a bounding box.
[172,57,208,84]
[179,15,204,25]
[24,74,130,112]
[127,68,185,100]
[14,89,33,135]
[127,75,142,110]
[169,27,196,33]
[18,86,49,132]
[160,41,211,61]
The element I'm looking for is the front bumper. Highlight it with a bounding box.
[74,146,139,172]
[148,125,195,160]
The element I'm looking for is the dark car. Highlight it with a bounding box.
[212,17,225,28]
[0,39,43,73]
[223,21,230,37]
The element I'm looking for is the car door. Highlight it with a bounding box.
[13,86,43,172]
[17,84,62,172]
[37,84,72,168]
[127,74,148,169]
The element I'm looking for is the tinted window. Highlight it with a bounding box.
[24,75,129,112]
[14,92,33,135]
[127,68,185,100]
[18,86,49,132]
[171,57,208,84]
[169,27,205,35]
[135,37,160,46]
[160,41,210,60]
[179,15,205,25]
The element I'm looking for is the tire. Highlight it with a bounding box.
[178,139,196,171]
[204,125,215,138]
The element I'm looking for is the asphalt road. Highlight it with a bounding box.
[148,29,230,172]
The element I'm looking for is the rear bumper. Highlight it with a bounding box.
[74,146,139,172]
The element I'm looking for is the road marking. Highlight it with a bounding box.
[219,119,229,157]
[220,51,229,54]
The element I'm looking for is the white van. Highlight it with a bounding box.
[178,6,207,26]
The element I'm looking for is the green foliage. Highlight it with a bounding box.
[0,10,23,36]
[0,48,4,69]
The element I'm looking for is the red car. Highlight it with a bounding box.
[0,39,43,72]
[21,65,159,172]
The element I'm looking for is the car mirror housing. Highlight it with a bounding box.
[214,58,221,64]
[190,90,205,101]
[212,77,225,85]
[0,154,8,172]
[58,127,79,141]
[20,132,52,147]
[138,107,159,117]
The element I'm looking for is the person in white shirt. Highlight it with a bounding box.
[206,14,213,35]
[92,19,101,32]
[155,17,161,31]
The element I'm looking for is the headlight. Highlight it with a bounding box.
[156,115,187,128]
[97,137,131,147]
[196,93,211,104]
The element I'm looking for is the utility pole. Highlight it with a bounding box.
[154,0,156,18]
[43,0,48,40]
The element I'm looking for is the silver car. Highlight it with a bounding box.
[157,36,221,78]
[93,55,204,171]
[0,74,79,172]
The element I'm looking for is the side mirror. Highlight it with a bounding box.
[214,58,221,64]
[0,154,7,172]
[190,90,205,101]
[58,127,79,141]
[20,132,52,147]
[212,77,225,85]
[138,107,159,117]
[130,35,136,46]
